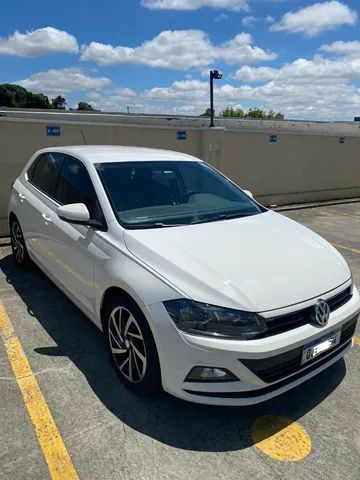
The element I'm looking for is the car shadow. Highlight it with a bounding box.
[0,253,346,453]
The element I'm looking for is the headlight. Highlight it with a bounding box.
[164,299,267,340]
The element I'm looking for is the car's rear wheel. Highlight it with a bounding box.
[10,217,31,267]
[104,295,162,395]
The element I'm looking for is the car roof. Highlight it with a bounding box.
[36,146,202,164]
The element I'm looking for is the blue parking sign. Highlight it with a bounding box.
[177,131,187,140]
[46,126,61,136]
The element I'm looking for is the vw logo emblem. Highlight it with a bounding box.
[314,299,330,326]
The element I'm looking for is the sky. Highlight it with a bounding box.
[1,0,360,120]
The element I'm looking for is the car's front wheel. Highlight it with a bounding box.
[104,295,162,395]
[10,217,31,267]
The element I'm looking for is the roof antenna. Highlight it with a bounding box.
[80,129,87,145]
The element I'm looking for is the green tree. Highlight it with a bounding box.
[266,109,283,120]
[25,92,51,109]
[221,106,283,120]
[77,101,95,111]
[51,95,66,109]
[220,107,245,118]
[0,84,29,107]
[0,84,51,109]
[200,108,212,117]
[246,108,269,119]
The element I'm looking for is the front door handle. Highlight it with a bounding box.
[42,213,52,223]
[18,193,26,201]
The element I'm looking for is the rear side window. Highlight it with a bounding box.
[30,153,63,198]
[27,157,40,182]
[56,156,104,222]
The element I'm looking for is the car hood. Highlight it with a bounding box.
[124,211,350,312]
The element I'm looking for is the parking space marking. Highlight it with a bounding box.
[354,336,360,346]
[0,303,79,480]
[251,416,311,462]
[332,243,360,255]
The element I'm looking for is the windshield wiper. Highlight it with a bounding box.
[127,212,258,229]
[190,212,256,225]
[126,222,184,230]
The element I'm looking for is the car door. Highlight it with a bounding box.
[42,155,107,316]
[19,152,64,268]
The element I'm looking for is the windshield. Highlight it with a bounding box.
[95,161,265,228]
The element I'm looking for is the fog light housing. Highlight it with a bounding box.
[185,366,238,383]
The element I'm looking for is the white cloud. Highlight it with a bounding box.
[271,1,357,37]
[81,31,214,69]
[320,40,360,56]
[82,77,360,120]
[81,30,276,69]
[234,55,360,83]
[18,68,111,97]
[0,27,78,57]
[241,16,259,27]
[220,33,276,64]
[141,0,249,11]
[228,51,360,118]
[214,13,228,22]
[234,65,278,82]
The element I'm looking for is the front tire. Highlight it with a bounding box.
[10,217,31,267]
[104,295,162,395]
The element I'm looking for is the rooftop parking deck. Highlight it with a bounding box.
[0,202,360,480]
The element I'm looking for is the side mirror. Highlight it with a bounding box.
[57,203,90,224]
[243,189,254,199]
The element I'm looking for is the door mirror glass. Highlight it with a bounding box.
[57,203,90,224]
[243,189,254,199]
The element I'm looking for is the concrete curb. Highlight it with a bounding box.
[272,198,360,212]
[0,238,11,247]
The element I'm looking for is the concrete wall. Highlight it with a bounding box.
[221,130,360,205]
[1,114,360,236]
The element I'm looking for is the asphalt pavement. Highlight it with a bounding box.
[0,202,360,480]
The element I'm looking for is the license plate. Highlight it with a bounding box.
[301,330,341,365]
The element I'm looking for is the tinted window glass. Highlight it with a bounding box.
[27,156,40,181]
[96,161,264,228]
[31,153,63,197]
[56,156,103,222]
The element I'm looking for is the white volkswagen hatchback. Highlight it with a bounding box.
[8,146,360,405]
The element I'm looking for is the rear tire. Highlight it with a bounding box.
[104,294,162,395]
[10,217,31,267]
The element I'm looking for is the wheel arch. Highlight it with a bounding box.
[100,286,145,331]
[8,211,17,227]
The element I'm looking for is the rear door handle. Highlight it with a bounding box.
[18,193,26,201]
[42,213,52,223]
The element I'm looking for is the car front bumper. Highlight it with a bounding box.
[146,285,360,406]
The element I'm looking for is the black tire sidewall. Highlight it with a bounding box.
[10,218,31,267]
[104,295,162,395]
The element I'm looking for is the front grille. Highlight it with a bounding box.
[260,285,353,338]
[241,315,358,384]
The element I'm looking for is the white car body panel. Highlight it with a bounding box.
[8,145,360,406]
[124,210,350,312]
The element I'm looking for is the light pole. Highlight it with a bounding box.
[210,69,223,127]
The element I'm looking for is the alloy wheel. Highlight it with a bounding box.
[11,221,25,264]
[108,306,147,383]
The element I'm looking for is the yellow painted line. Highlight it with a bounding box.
[332,242,360,255]
[354,336,360,346]
[251,415,311,462]
[0,303,79,480]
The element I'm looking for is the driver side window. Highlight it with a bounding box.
[55,156,105,224]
